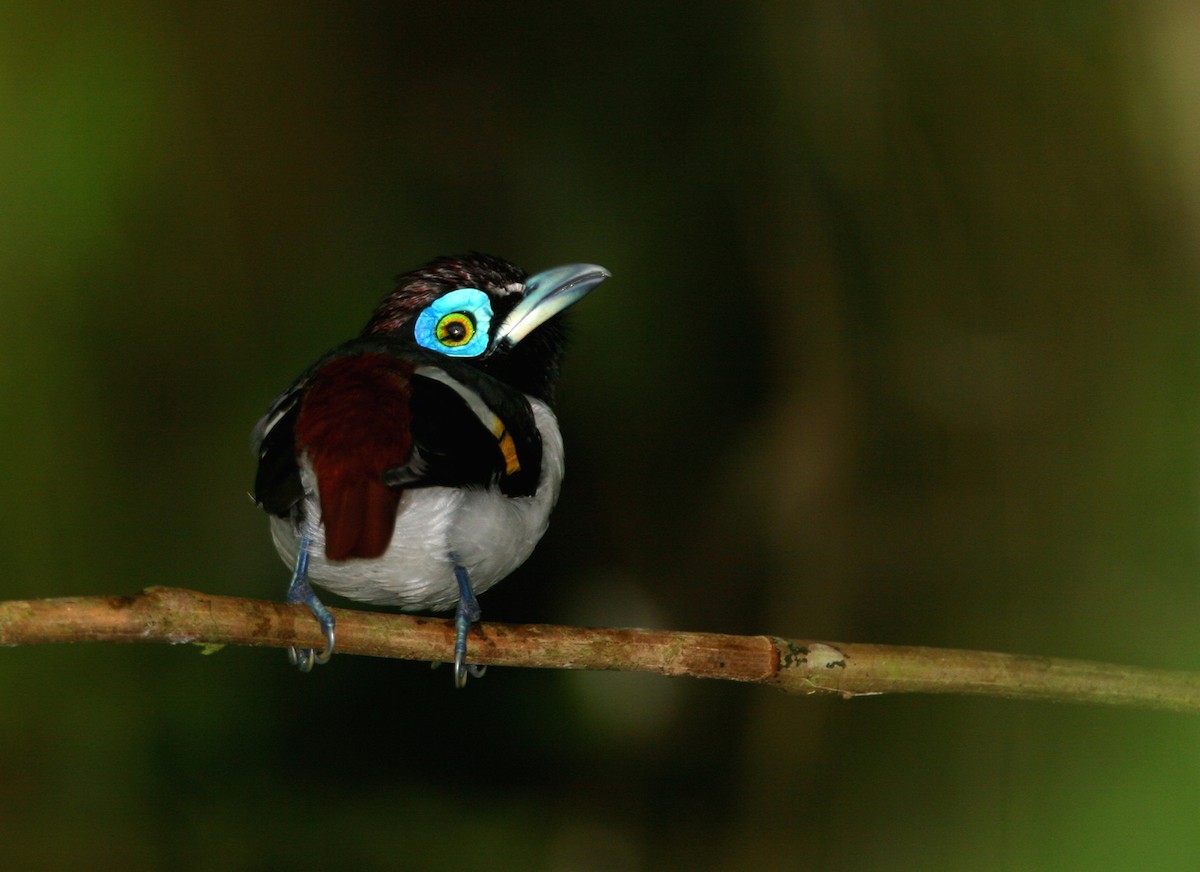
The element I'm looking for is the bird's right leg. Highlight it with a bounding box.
[286,523,336,672]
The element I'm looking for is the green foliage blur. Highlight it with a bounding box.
[2,3,1199,870]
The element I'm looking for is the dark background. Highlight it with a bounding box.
[2,3,1199,870]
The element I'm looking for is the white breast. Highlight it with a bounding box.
[269,397,565,612]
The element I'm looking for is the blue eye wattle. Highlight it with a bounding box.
[414,288,492,357]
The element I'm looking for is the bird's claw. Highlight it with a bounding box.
[454,662,487,688]
[287,620,335,672]
[452,600,486,687]
[453,648,487,688]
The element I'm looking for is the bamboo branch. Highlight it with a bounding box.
[0,587,1197,713]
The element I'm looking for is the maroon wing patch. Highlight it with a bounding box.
[294,354,415,561]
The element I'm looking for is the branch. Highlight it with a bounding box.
[1,587,1197,713]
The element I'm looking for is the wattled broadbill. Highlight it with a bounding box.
[252,253,608,685]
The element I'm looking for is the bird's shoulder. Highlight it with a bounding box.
[252,338,545,518]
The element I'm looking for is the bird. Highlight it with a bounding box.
[251,253,609,686]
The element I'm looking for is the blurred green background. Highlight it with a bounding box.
[2,2,1199,870]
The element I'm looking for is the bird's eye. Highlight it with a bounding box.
[414,288,492,357]
[436,313,474,347]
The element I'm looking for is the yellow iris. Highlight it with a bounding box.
[436,312,475,347]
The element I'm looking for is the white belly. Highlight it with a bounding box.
[269,398,564,612]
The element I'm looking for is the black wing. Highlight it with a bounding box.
[383,358,543,498]
[251,380,306,518]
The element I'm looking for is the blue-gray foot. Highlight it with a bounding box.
[286,530,335,672]
[451,555,486,687]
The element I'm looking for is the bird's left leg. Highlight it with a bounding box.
[286,524,336,672]
[449,552,486,687]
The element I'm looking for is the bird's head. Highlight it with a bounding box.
[362,253,609,401]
